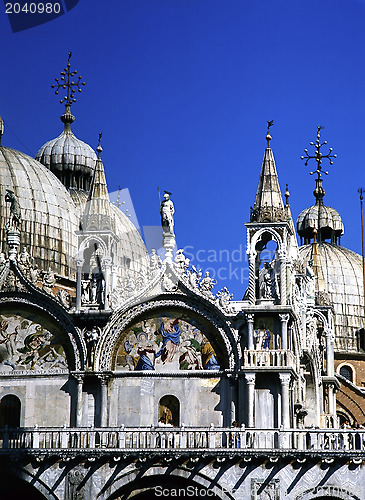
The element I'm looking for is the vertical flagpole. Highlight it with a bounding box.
[358,188,365,330]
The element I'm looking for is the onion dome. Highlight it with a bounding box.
[297,126,343,244]
[299,243,364,352]
[297,203,344,244]
[35,106,96,193]
[35,53,96,197]
[0,145,78,280]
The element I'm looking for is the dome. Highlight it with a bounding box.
[111,204,149,277]
[0,146,78,279]
[35,109,97,192]
[299,242,364,352]
[297,204,344,243]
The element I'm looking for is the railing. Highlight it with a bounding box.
[243,350,295,368]
[0,427,364,454]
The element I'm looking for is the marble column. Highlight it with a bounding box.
[101,257,112,310]
[279,373,291,428]
[279,252,287,306]
[279,313,290,350]
[75,258,84,310]
[99,375,109,427]
[325,328,335,377]
[245,373,256,428]
[248,252,256,305]
[75,376,83,427]
[246,313,255,350]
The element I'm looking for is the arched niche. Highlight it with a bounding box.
[0,304,74,371]
[110,305,233,372]
[251,229,282,303]
[0,394,21,427]
[159,394,180,426]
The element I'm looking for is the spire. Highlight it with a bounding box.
[51,52,85,133]
[82,134,114,232]
[250,121,286,223]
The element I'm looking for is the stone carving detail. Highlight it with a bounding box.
[42,268,57,295]
[110,270,147,306]
[81,273,105,307]
[259,261,280,300]
[186,266,202,289]
[160,191,175,235]
[57,289,71,309]
[17,246,39,283]
[149,249,162,276]
[305,309,317,351]
[215,287,233,312]
[199,271,217,298]
[162,272,178,292]
[316,290,331,306]
[65,466,86,500]
[5,189,21,230]
[84,326,100,369]
[173,249,190,274]
[251,478,280,499]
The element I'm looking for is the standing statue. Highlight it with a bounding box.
[199,271,217,297]
[5,190,21,229]
[160,191,175,234]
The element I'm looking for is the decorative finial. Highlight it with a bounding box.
[97,132,103,158]
[284,183,290,206]
[113,186,125,209]
[301,126,337,205]
[0,115,4,145]
[301,126,337,178]
[51,52,86,127]
[358,187,364,201]
[266,120,274,147]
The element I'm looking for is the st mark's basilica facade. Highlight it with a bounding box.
[0,56,364,499]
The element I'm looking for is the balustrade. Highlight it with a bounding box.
[243,349,295,368]
[0,427,364,454]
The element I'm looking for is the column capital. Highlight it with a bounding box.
[245,373,256,385]
[279,373,291,386]
[72,373,84,383]
[75,257,84,268]
[279,313,290,323]
[245,313,254,323]
[97,373,112,385]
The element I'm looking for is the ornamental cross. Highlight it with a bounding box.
[51,52,85,106]
[301,126,337,178]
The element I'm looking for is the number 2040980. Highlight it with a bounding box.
[5,3,61,14]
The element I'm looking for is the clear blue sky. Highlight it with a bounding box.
[1,0,364,298]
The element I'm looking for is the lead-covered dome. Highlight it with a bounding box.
[36,108,96,193]
[300,243,364,352]
[0,145,78,279]
[297,204,344,243]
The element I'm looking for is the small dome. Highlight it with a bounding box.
[0,146,78,279]
[35,109,96,192]
[297,204,344,243]
[300,243,364,352]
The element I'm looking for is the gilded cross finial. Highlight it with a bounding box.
[113,186,125,209]
[51,52,85,107]
[301,126,337,179]
[266,120,274,147]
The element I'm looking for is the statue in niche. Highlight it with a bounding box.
[259,261,279,300]
[160,191,175,235]
[5,190,21,230]
[306,258,315,304]
[254,323,271,350]
[85,326,100,368]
